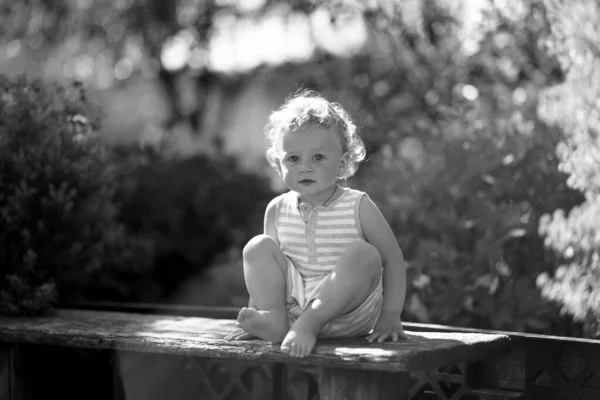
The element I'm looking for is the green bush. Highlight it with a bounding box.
[0,76,154,315]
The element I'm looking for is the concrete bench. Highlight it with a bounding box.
[0,309,510,400]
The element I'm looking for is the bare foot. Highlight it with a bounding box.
[236,307,288,343]
[281,317,321,358]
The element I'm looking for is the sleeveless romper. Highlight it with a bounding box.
[275,186,383,338]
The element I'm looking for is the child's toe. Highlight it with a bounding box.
[299,345,308,358]
[291,342,300,357]
[237,307,257,321]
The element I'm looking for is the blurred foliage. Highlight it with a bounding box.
[0,75,274,314]
[0,0,327,134]
[0,75,153,315]
[536,0,600,338]
[110,147,274,302]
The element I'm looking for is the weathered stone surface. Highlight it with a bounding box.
[0,309,510,372]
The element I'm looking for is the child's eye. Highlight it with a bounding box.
[314,154,325,161]
[288,155,299,162]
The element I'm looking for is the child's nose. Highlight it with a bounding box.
[299,161,313,173]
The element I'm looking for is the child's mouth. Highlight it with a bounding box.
[298,179,315,185]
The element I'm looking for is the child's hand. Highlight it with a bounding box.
[367,312,408,343]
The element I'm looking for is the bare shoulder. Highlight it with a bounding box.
[264,193,285,240]
[265,195,280,216]
[358,194,385,223]
[358,194,394,240]
[358,193,403,261]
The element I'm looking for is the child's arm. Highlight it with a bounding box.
[264,197,279,243]
[358,195,407,342]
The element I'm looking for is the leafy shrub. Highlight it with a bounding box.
[0,76,274,311]
[0,76,153,315]
[536,0,600,337]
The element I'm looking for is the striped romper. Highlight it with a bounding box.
[275,186,383,338]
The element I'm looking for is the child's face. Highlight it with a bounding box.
[274,125,348,201]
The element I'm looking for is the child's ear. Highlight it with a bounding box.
[338,152,349,177]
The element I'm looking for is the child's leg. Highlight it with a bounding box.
[281,240,381,357]
[236,234,289,343]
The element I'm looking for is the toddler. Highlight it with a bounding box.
[226,90,407,358]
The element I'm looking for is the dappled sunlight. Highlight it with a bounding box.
[161,30,195,72]
[311,7,368,57]
[462,84,479,101]
[333,346,398,360]
[6,39,22,58]
[1,0,374,82]
[144,317,237,339]
[206,9,316,73]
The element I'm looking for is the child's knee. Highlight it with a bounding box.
[343,240,382,273]
[243,234,277,261]
[243,234,280,263]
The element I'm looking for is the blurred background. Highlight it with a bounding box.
[1,0,599,339]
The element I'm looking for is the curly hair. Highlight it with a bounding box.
[264,90,366,180]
